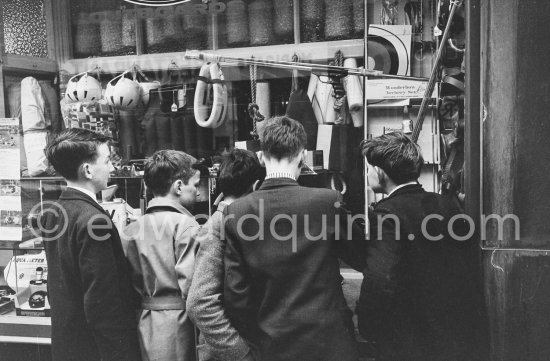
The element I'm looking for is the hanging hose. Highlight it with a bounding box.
[249,61,265,139]
[332,50,348,125]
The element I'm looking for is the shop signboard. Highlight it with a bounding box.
[365,79,438,100]
[123,0,226,14]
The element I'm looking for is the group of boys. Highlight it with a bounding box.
[42,116,487,361]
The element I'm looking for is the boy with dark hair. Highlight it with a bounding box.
[187,149,265,361]
[216,149,266,199]
[222,116,365,361]
[362,131,424,186]
[123,149,201,361]
[42,128,140,361]
[358,132,487,361]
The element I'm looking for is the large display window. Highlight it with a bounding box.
[0,0,469,358]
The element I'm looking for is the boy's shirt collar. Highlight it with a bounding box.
[67,185,98,204]
[146,198,192,216]
[387,181,418,197]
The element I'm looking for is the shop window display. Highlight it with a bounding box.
[0,1,471,359]
[70,0,137,57]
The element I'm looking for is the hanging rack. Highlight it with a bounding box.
[151,84,194,92]
[184,50,428,81]
[130,63,150,82]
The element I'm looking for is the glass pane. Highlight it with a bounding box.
[300,0,360,43]
[140,1,208,54]
[1,0,48,57]
[70,0,136,58]
[219,0,294,49]
[20,179,66,244]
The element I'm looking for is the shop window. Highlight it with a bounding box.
[219,0,294,49]
[300,0,362,43]
[70,0,136,58]
[142,2,207,54]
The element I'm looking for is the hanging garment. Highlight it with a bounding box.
[170,115,185,152]
[307,74,337,125]
[141,89,212,158]
[156,114,172,151]
[118,109,140,159]
[21,77,50,176]
[6,82,28,176]
[286,77,318,150]
[38,81,63,133]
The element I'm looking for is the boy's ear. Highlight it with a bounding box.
[375,166,387,185]
[173,179,183,194]
[81,163,92,180]
[252,179,261,192]
[257,151,266,167]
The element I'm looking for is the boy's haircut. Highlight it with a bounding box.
[217,149,266,198]
[144,150,198,196]
[361,131,424,184]
[260,116,307,160]
[45,128,111,181]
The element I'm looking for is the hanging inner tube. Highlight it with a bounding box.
[194,62,228,128]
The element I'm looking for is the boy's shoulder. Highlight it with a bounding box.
[122,207,198,240]
[226,186,341,214]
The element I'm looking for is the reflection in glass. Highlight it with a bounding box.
[300,0,325,43]
[225,0,249,47]
[248,0,274,46]
[325,0,353,40]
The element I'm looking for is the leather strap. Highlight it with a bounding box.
[142,295,186,311]
[442,67,465,91]
[197,76,224,84]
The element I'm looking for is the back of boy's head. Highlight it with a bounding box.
[361,131,423,184]
[144,150,198,196]
[45,128,111,181]
[218,149,265,198]
[260,116,307,160]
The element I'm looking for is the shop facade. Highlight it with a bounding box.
[0,0,549,360]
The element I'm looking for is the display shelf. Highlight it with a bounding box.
[1,55,58,74]
[61,39,365,75]
[0,312,51,344]
[0,240,42,250]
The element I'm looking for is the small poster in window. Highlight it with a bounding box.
[0,118,21,179]
[0,180,22,241]
[0,118,22,241]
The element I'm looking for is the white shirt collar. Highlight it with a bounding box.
[387,181,418,197]
[68,186,99,204]
[265,172,297,181]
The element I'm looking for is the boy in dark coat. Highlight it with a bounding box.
[43,128,140,361]
[223,116,366,361]
[357,132,488,361]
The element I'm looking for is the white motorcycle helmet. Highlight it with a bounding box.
[105,73,141,110]
[139,81,161,108]
[65,76,79,102]
[65,72,102,103]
